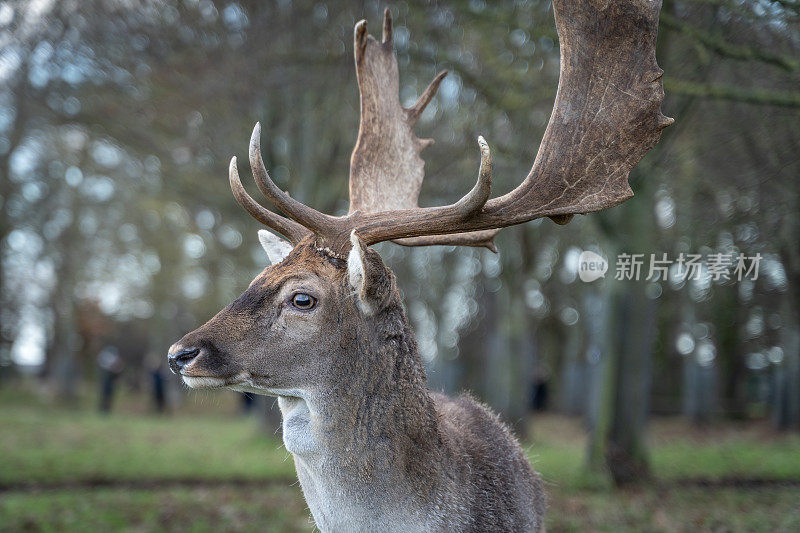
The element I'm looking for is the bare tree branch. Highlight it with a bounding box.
[660,12,800,72]
[664,77,800,108]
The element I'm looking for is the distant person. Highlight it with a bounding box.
[97,345,124,413]
[145,351,166,414]
[529,363,550,412]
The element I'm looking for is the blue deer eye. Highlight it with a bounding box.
[291,293,316,310]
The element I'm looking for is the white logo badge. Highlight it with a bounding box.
[578,251,608,282]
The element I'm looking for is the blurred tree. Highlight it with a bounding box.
[0,0,797,448]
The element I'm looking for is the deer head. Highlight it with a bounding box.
[169,0,671,405]
[168,231,407,398]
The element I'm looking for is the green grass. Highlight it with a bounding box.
[1,386,799,532]
[0,486,311,532]
[546,485,800,532]
[526,415,800,490]
[0,405,295,485]
[651,440,800,481]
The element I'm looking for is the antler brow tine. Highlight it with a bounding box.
[248,123,333,233]
[228,156,309,243]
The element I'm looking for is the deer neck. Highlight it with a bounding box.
[277,303,443,530]
[279,307,437,463]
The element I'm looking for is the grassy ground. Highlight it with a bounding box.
[1,385,798,532]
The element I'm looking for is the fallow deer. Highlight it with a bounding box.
[168,1,672,530]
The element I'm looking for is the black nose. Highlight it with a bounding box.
[168,347,200,374]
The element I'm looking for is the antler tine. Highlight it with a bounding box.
[382,7,392,45]
[228,156,310,243]
[393,230,500,253]
[354,19,368,62]
[452,136,492,216]
[344,138,496,248]
[407,70,448,126]
[248,123,334,233]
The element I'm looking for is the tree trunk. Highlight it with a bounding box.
[49,297,81,401]
[585,284,612,474]
[505,293,534,437]
[773,298,800,430]
[604,286,654,485]
[585,180,657,486]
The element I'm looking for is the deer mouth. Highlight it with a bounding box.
[181,372,250,389]
[181,372,289,396]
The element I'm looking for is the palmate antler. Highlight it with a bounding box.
[230,0,673,257]
[348,11,501,251]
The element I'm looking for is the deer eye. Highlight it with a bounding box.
[291,293,316,310]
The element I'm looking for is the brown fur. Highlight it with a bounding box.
[172,237,546,531]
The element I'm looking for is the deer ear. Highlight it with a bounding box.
[258,230,293,265]
[347,231,393,315]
